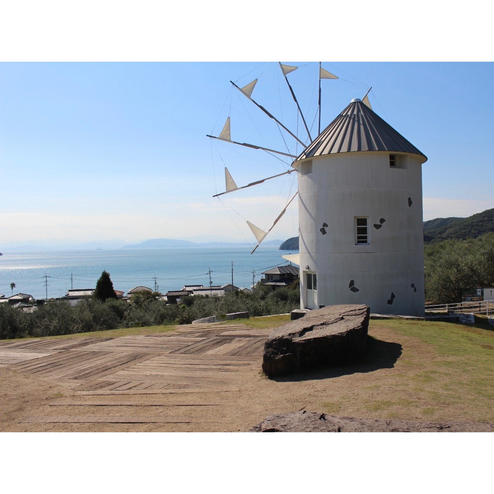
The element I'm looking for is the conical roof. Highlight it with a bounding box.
[296,99,427,163]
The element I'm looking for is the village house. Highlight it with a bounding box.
[63,288,94,306]
[165,290,190,304]
[128,286,153,296]
[261,265,299,287]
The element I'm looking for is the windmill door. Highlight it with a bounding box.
[305,271,317,309]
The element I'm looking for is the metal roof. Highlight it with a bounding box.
[262,265,299,276]
[296,99,427,162]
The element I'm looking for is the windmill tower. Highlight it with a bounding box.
[208,64,427,316]
[295,98,427,316]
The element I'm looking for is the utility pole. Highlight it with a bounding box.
[252,270,256,289]
[207,267,213,295]
[152,276,159,293]
[43,274,50,301]
[70,273,73,290]
[231,261,234,286]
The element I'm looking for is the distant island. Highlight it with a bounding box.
[279,208,494,250]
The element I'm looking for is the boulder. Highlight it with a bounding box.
[226,311,249,320]
[290,309,309,320]
[262,304,369,377]
[191,315,217,324]
[251,410,494,432]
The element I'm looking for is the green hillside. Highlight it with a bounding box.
[423,208,494,242]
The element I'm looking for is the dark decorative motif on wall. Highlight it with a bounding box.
[349,280,359,293]
[408,197,413,207]
[411,283,417,292]
[387,292,396,305]
[373,217,386,230]
[320,222,328,235]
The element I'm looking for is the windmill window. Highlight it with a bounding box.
[305,272,317,290]
[354,217,369,245]
[389,154,406,169]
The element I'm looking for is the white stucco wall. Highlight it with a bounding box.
[295,151,425,316]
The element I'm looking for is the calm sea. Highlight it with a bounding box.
[0,247,296,300]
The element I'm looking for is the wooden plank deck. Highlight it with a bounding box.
[0,322,271,431]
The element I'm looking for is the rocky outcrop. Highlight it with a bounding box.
[262,304,369,377]
[251,410,494,432]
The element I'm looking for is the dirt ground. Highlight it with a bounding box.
[0,320,492,432]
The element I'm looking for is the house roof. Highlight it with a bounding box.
[65,289,94,298]
[262,265,299,276]
[128,286,153,294]
[296,99,427,163]
[9,293,34,300]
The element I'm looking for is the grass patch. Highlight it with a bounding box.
[221,314,290,329]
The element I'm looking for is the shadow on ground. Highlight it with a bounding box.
[270,336,402,382]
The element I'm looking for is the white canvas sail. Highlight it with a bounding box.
[246,221,267,244]
[320,67,338,79]
[218,117,231,141]
[362,94,372,109]
[240,79,258,98]
[280,63,297,76]
[224,167,238,192]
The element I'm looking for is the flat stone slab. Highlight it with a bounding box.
[226,311,249,320]
[262,304,369,377]
[251,410,494,432]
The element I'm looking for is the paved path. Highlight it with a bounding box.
[0,323,271,431]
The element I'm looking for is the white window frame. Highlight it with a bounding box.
[354,216,369,245]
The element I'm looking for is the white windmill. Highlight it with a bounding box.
[207,63,427,317]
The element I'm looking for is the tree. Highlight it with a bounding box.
[94,271,117,302]
[10,282,15,295]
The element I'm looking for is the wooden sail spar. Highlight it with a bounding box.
[230,80,306,147]
[278,62,312,142]
[249,191,299,254]
[213,167,296,198]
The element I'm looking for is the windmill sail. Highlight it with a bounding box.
[250,191,299,254]
[218,117,231,141]
[320,67,338,79]
[360,87,373,110]
[280,63,297,76]
[206,133,297,159]
[224,167,238,192]
[247,221,267,244]
[240,79,258,98]
[213,169,296,198]
[230,80,305,147]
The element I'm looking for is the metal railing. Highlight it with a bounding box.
[425,300,494,316]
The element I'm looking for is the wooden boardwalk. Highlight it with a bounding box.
[0,323,271,431]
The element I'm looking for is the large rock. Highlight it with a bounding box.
[251,410,494,432]
[262,304,369,377]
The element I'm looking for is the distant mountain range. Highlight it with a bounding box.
[121,238,284,249]
[279,208,494,250]
[1,238,284,253]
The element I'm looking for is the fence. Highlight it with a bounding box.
[425,300,494,316]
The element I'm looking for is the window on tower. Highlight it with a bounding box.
[389,154,406,168]
[354,217,369,245]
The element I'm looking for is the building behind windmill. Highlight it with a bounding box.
[294,98,427,316]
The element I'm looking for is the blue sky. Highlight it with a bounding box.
[0,62,492,247]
